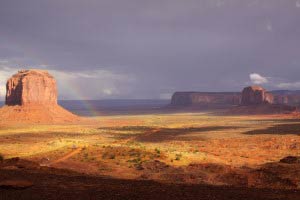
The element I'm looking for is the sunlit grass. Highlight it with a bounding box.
[1,112,300,175]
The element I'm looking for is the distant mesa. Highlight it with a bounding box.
[170,92,241,107]
[0,69,79,124]
[170,85,298,115]
[234,85,297,114]
[241,86,273,105]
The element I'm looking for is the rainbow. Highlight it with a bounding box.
[58,81,101,117]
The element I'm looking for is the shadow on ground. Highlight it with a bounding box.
[2,157,300,200]
[99,126,242,142]
[243,123,300,135]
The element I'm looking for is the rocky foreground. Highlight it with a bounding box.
[1,158,300,200]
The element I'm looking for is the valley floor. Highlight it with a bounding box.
[1,112,300,199]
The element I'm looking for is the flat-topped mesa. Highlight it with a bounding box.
[241,86,273,105]
[5,70,57,106]
[171,92,241,106]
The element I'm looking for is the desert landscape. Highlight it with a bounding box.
[0,70,300,200]
[2,114,300,199]
[1,1,300,199]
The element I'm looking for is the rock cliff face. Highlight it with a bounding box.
[170,87,300,107]
[170,87,299,114]
[170,92,241,106]
[0,69,79,124]
[170,89,300,108]
[241,86,273,105]
[6,70,57,106]
[271,91,300,105]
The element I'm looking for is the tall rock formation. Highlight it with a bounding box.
[0,69,79,124]
[241,86,273,105]
[227,86,297,115]
[6,70,57,106]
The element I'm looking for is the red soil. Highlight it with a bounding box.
[1,158,300,200]
[0,105,80,124]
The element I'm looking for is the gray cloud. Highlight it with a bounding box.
[0,0,300,99]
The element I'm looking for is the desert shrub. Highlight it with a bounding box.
[129,149,141,157]
[155,148,161,154]
[127,157,144,170]
[127,157,142,164]
[175,153,182,161]
[0,154,4,161]
[102,152,116,159]
[83,153,89,160]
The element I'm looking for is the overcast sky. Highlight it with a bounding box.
[1,0,300,100]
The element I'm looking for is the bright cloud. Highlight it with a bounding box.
[249,73,268,85]
[277,81,300,89]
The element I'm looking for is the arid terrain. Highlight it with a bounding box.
[1,112,300,199]
[2,1,300,199]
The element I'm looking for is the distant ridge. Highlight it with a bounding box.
[171,90,300,106]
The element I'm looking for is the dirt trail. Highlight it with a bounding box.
[47,147,83,166]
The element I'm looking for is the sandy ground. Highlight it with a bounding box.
[1,112,300,199]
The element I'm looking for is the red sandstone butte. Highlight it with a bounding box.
[241,86,273,105]
[6,70,57,106]
[0,69,79,124]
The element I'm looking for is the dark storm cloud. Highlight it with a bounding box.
[0,0,300,99]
